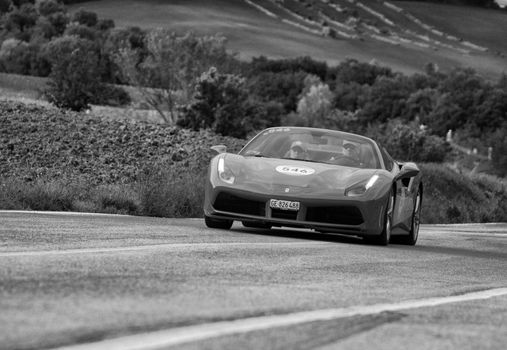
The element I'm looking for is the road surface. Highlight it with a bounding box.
[1,211,506,350]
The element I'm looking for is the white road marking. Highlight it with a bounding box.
[52,288,507,350]
[0,241,328,258]
[0,210,133,217]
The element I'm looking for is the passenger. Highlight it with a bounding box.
[329,142,360,166]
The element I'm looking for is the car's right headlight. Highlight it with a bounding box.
[217,157,235,184]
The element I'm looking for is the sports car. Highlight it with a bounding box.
[204,127,423,245]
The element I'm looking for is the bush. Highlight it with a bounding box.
[71,8,97,27]
[370,120,450,162]
[63,22,97,41]
[490,124,507,177]
[178,67,273,138]
[36,0,64,16]
[44,35,102,111]
[92,84,131,106]
[0,0,11,13]
[137,162,206,218]
[420,163,507,224]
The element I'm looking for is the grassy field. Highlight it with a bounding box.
[67,0,507,78]
[393,0,507,54]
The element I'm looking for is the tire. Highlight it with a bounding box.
[364,189,394,246]
[242,221,272,229]
[204,215,233,230]
[398,189,422,246]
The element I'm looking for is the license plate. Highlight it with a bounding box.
[270,199,300,211]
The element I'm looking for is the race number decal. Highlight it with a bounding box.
[275,165,315,176]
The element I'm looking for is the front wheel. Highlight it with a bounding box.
[204,215,233,230]
[364,189,394,246]
[398,189,422,246]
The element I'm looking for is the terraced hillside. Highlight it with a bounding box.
[69,0,507,78]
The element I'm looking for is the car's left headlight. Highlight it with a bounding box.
[217,157,235,184]
[345,175,379,197]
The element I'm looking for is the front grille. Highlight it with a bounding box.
[306,206,363,225]
[213,192,265,216]
[271,208,298,220]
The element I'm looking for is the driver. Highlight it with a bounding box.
[285,140,308,160]
[343,143,360,161]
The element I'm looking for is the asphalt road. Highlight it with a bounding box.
[0,211,506,350]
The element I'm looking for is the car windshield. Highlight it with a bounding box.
[240,128,381,169]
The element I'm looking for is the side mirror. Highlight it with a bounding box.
[395,162,420,181]
[211,145,227,154]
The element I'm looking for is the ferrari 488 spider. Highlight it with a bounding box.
[204,127,422,245]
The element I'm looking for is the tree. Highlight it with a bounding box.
[334,58,393,85]
[44,35,102,111]
[71,8,97,27]
[359,75,415,124]
[177,67,273,138]
[333,81,369,111]
[0,38,31,74]
[490,123,507,177]
[372,119,450,162]
[115,30,237,124]
[246,71,306,113]
[0,0,11,14]
[3,3,38,39]
[294,75,334,127]
[35,0,64,16]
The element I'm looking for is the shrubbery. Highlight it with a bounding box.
[1,101,506,222]
[44,35,102,111]
[177,67,280,138]
[369,120,450,163]
[419,163,507,224]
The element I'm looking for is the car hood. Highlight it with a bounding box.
[224,154,379,194]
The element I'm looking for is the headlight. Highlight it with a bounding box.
[217,157,235,184]
[345,175,379,197]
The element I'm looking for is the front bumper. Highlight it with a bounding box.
[204,182,388,237]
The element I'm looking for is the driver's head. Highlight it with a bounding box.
[344,143,359,159]
[288,141,307,159]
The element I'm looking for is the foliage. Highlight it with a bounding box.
[0,0,11,13]
[114,30,238,124]
[490,123,507,177]
[36,0,64,17]
[246,71,306,113]
[178,67,277,138]
[71,8,97,27]
[369,120,450,162]
[44,35,102,111]
[359,74,416,124]
[290,75,334,127]
[2,3,38,40]
[333,82,370,112]
[419,163,507,224]
[333,58,393,86]
[249,55,329,81]
[1,101,505,222]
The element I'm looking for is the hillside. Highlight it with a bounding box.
[1,101,506,223]
[68,0,507,78]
